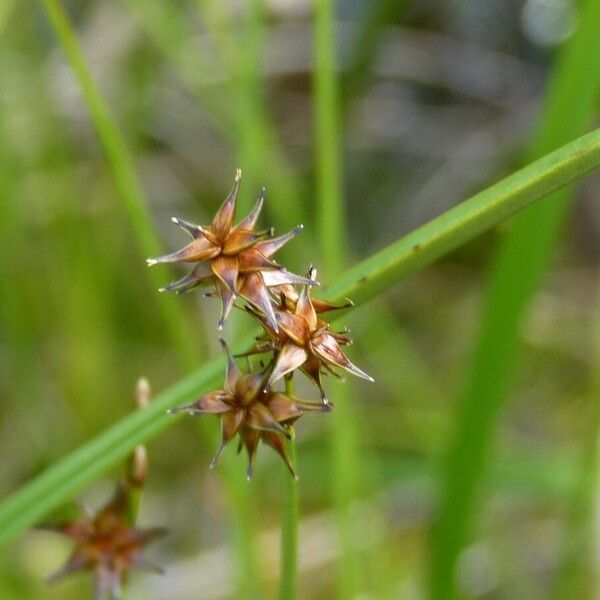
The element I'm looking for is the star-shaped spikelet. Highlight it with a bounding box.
[147,170,315,330]
[246,267,373,403]
[44,485,166,599]
[170,339,328,479]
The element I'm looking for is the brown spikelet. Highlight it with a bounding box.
[169,339,328,478]
[147,170,314,331]
[246,267,373,402]
[43,484,166,598]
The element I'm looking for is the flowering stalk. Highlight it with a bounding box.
[154,170,372,478]
[279,374,299,600]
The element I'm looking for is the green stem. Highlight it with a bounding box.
[2,126,600,547]
[279,376,299,600]
[314,1,363,596]
[314,0,345,277]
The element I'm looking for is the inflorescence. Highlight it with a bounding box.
[44,379,166,598]
[148,170,373,479]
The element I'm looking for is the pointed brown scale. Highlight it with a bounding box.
[212,168,241,239]
[238,247,282,272]
[211,255,239,293]
[222,409,245,443]
[220,338,241,393]
[299,355,328,401]
[310,333,374,382]
[233,188,264,232]
[216,280,236,331]
[168,390,233,415]
[234,371,265,405]
[246,403,291,437]
[263,392,304,423]
[222,229,262,255]
[311,297,354,313]
[242,427,261,480]
[159,262,214,294]
[277,311,310,345]
[171,217,203,239]
[267,343,309,388]
[252,224,304,258]
[146,236,219,265]
[209,440,227,470]
[295,284,317,330]
[195,224,221,246]
[238,272,279,333]
[262,432,297,479]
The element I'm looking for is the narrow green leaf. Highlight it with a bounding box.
[314,1,365,596]
[2,126,600,547]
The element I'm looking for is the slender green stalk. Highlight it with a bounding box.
[314,1,364,596]
[551,275,600,599]
[314,0,346,277]
[429,2,600,598]
[40,0,199,366]
[2,127,600,547]
[279,376,299,600]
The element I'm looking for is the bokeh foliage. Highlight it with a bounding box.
[2,1,600,599]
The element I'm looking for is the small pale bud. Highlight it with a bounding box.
[136,377,151,409]
[128,445,148,488]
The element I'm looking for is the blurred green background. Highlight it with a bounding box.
[2,0,600,598]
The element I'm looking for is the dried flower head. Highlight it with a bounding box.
[147,169,314,330]
[44,485,166,599]
[170,339,328,479]
[246,267,373,402]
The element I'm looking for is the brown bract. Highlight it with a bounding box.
[246,267,373,403]
[147,169,315,330]
[271,283,354,315]
[44,485,166,599]
[170,339,328,479]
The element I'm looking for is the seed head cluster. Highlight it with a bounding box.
[44,380,166,597]
[149,171,373,478]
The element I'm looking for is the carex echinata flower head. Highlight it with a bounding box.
[147,170,315,330]
[245,267,373,403]
[170,339,328,479]
[44,484,166,599]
